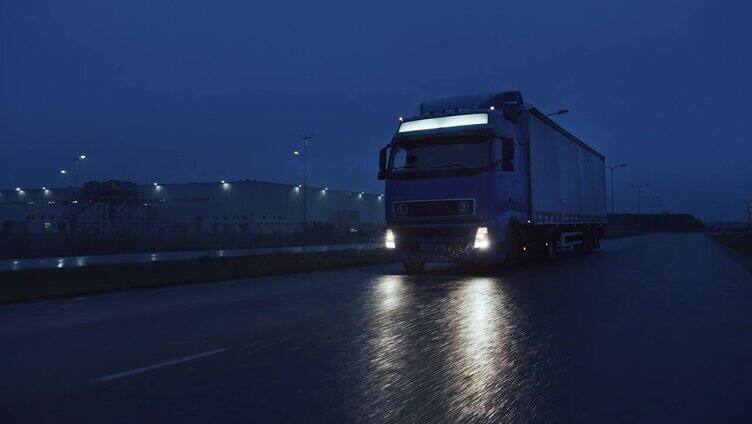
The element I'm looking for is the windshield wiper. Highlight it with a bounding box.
[391,164,428,175]
[429,163,469,170]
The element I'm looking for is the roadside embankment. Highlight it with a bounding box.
[0,249,393,304]
[709,232,752,257]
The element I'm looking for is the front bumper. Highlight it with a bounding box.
[387,223,497,263]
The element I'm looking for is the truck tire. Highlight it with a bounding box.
[593,231,601,249]
[574,229,591,253]
[402,261,425,274]
[504,228,522,268]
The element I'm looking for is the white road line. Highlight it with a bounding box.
[91,348,228,383]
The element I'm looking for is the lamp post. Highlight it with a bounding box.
[629,184,648,214]
[73,154,86,186]
[648,195,661,212]
[295,135,313,232]
[606,163,627,214]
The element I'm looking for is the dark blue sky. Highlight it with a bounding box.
[1,0,750,221]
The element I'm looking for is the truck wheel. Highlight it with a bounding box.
[402,261,425,274]
[574,229,591,253]
[504,228,522,268]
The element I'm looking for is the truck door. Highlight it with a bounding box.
[496,137,525,212]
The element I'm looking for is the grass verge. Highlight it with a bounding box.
[0,249,394,304]
[709,232,752,257]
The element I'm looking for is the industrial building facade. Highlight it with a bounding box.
[0,180,385,257]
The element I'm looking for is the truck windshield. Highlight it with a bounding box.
[389,137,491,176]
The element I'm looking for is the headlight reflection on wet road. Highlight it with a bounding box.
[446,278,511,420]
[356,274,539,423]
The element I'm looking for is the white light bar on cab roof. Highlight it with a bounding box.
[398,113,488,133]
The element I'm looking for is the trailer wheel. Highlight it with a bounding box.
[402,261,425,274]
[504,227,522,268]
[574,228,592,253]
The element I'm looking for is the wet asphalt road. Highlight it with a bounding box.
[1,234,751,422]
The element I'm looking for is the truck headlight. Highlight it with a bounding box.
[473,227,490,249]
[385,229,396,249]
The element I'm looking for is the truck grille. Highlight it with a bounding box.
[393,226,477,253]
[392,199,475,218]
[395,226,475,240]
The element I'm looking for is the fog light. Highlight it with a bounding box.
[473,227,490,249]
[385,229,396,249]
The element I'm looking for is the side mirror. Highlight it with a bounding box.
[377,146,388,180]
[501,138,514,171]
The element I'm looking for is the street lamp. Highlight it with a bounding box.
[295,135,313,230]
[60,169,68,175]
[73,154,87,186]
[629,184,648,214]
[648,195,661,212]
[546,109,569,117]
[606,163,627,214]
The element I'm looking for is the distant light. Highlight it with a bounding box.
[15,187,21,191]
[398,113,488,133]
[297,184,303,188]
[324,187,328,191]
[79,155,86,160]
[489,105,495,110]
[41,187,47,190]
[220,180,226,184]
[60,169,67,174]
[293,151,300,155]
[153,182,158,186]
[71,200,78,204]
[398,116,404,122]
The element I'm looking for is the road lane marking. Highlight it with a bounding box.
[91,348,228,383]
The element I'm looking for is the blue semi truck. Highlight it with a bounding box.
[377,91,607,273]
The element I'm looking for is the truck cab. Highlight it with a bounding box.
[378,91,607,273]
[378,92,530,272]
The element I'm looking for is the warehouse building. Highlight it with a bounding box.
[0,180,385,257]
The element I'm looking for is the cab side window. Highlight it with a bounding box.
[391,148,407,169]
